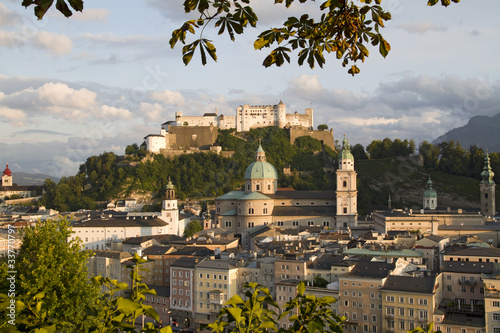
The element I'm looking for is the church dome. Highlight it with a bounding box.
[423,177,437,198]
[3,163,11,176]
[244,144,278,180]
[244,161,278,180]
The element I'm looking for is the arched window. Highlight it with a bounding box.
[256,184,260,191]
[263,208,268,214]
[486,193,489,199]
[343,181,347,187]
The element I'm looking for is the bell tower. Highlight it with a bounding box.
[480,153,496,217]
[161,178,183,236]
[336,135,357,229]
[2,163,12,187]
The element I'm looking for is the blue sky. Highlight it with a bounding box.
[1,0,499,176]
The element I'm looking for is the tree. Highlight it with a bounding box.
[21,0,458,75]
[317,124,329,131]
[2,219,99,330]
[351,143,368,160]
[183,220,204,238]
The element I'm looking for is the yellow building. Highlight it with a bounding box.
[194,260,238,326]
[381,274,443,332]
[483,272,500,333]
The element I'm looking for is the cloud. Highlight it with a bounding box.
[140,102,164,121]
[151,89,185,106]
[283,73,500,146]
[38,82,96,117]
[396,20,447,34]
[99,105,133,120]
[0,3,21,27]
[12,129,71,137]
[0,106,26,124]
[34,31,73,55]
[72,8,110,21]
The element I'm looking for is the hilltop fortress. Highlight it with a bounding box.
[144,101,334,155]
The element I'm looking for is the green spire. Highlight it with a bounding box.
[340,134,354,161]
[481,154,495,185]
[166,177,175,189]
[423,176,437,198]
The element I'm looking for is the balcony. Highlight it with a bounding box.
[385,313,395,319]
[485,289,500,298]
[445,304,484,315]
[209,290,224,305]
[458,278,476,286]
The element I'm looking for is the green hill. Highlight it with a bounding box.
[34,127,497,214]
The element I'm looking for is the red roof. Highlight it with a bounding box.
[3,163,11,176]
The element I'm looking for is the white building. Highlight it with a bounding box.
[70,215,168,250]
[159,178,185,237]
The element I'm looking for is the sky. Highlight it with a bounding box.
[1,0,500,177]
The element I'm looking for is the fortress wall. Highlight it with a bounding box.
[168,126,219,149]
[289,127,335,151]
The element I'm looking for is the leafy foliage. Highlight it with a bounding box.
[207,282,279,333]
[207,281,343,333]
[183,220,204,238]
[21,0,459,74]
[0,219,99,331]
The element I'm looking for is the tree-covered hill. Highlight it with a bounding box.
[37,128,500,214]
[39,127,335,211]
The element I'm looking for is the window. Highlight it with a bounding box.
[447,285,452,292]
[344,208,348,214]
[386,296,395,302]
[409,309,414,318]
[399,321,405,330]
[386,307,395,315]
[419,310,428,319]
[493,313,500,321]
[292,221,299,226]
[225,221,232,227]
[308,221,314,226]
[370,293,375,299]
[399,308,405,316]
[409,298,414,305]
[399,297,404,303]
[419,299,428,306]
[493,301,500,307]
[371,315,376,322]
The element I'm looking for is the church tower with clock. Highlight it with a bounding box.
[336,135,358,228]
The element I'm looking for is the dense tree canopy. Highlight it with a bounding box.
[22,0,458,75]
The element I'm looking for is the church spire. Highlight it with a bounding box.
[481,153,495,185]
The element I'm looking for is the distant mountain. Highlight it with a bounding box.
[12,172,60,186]
[433,113,500,152]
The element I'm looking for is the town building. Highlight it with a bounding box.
[0,163,39,201]
[381,273,443,332]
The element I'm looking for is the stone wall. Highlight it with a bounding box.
[289,127,335,151]
[168,126,219,150]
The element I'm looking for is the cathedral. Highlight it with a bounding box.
[213,136,357,232]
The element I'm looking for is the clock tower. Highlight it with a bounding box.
[336,135,357,229]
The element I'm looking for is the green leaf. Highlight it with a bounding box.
[67,0,83,12]
[297,281,306,295]
[226,294,245,305]
[116,297,142,315]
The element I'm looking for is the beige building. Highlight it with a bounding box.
[483,271,500,333]
[194,260,239,326]
[339,261,395,333]
[87,250,133,280]
[381,274,443,333]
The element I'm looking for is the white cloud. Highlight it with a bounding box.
[72,8,110,22]
[151,89,185,106]
[0,106,26,122]
[38,82,97,113]
[34,31,73,55]
[397,20,446,34]
[99,105,133,119]
[140,102,164,121]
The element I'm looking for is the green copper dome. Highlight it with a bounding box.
[166,178,175,189]
[244,144,278,180]
[423,177,437,198]
[481,154,495,185]
[244,161,278,180]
